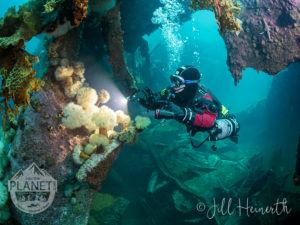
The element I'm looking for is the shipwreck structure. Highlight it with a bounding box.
[0,0,299,224]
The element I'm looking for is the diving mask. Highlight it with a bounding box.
[170,74,199,87]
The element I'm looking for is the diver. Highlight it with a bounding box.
[135,65,240,149]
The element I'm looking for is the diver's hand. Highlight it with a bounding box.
[164,103,197,124]
[165,103,196,126]
[164,103,184,120]
[154,103,183,120]
[154,109,175,119]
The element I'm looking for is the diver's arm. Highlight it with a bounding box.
[155,102,216,129]
[153,87,216,129]
[193,111,217,128]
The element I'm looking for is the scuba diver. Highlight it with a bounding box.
[130,65,240,149]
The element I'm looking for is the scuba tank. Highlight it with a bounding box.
[190,116,240,150]
[209,117,240,142]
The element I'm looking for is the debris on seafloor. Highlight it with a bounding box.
[147,170,169,193]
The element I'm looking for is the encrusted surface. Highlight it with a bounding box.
[223,0,300,84]
[8,80,93,225]
[79,141,124,190]
[72,0,89,27]
[189,0,242,36]
[0,2,45,122]
[102,2,137,95]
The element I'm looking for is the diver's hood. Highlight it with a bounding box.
[171,66,201,106]
[173,84,198,107]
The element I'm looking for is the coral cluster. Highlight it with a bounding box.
[74,104,150,188]
[0,2,45,123]
[0,47,45,124]
[98,89,110,104]
[64,90,151,169]
[54,59,86,97]
[72,0,89,27]
[8,77,94,224]
[0,0,91,123]
[44,0,64,14]
[0,4,41,49]
[53,60,150,186]
[188,0,242,36]
[76,87,98,108]
[118,116,151,145]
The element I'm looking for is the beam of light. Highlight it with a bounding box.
[119,95,128,105]
[104,85,129,113]
[89,76,129,113]
[81,61,129,113]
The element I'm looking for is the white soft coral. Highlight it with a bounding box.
[98,89,110,104]
[92,105,116,130]
[76,87,98,109]
[62,102,86,129]
[83,105,99,131]
[55,66,74,81]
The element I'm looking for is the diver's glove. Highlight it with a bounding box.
[163,103,196,125]
[163,103,184,120]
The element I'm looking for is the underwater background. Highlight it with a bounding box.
[0,0,300,225]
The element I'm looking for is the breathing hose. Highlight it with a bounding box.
[190,132,210,148]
